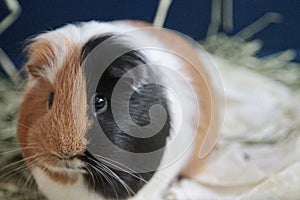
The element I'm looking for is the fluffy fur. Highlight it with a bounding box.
[17,20,218,200]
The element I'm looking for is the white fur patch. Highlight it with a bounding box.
[32,168,102,200]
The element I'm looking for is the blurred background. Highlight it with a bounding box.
[1,0,300,70]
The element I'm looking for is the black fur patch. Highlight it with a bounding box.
[79,150,153,199]
[81,34,113,62]
[80,34,171,199]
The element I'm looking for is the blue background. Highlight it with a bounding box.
[1,0,300,68]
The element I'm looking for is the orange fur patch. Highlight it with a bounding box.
[18,38,89,184]
[25,39,56,77]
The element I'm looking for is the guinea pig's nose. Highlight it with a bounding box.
[52,152,79,161]
[53,137,86,160]
[59,154,79,160]
[53,153,83,169]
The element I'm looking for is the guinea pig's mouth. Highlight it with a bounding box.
[42,165,85,174]
[39,154,87,175]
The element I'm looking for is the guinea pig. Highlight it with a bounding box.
[17,20,221,200]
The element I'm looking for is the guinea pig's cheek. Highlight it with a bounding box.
[23,129,63,173]
[20,129,43,168]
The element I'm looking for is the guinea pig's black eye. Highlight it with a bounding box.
[93,94,107,114]
[48,92,54,109]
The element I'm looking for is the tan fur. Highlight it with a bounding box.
[125,21,218,177]
[25,39,56,77]
[18,38,89,184]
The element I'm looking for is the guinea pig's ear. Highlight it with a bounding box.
[24,38,55,78]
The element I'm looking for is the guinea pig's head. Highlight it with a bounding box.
[17,25,171,199]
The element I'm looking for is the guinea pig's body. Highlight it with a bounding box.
[17,20,220,200]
